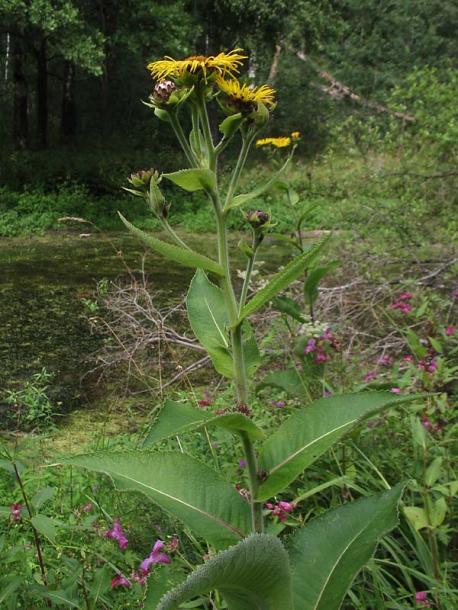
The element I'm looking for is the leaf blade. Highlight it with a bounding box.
[119,214,224,277]
[163,168,216,191]
[62,451,252,549]
[143,399,264,448]
[287,484,405,610]
[239,236,331,322]
[157,534,294,610]
[257,392,421,501]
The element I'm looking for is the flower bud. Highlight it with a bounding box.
[246,210,270,228]
[128,168,159,189]
[151,80,178,103]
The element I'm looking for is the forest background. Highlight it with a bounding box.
[1,0,457,236]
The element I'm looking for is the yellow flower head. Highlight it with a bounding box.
[256,137,292,148]
[291,131,300,140]
[147,49,247,85]
[217,78,276,109]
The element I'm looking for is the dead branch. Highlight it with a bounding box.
[296,51,415,122]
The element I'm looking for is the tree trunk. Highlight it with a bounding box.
[61,61,77,143]
[267,44,282,85]
[12,37,28,151]
[37,38,48,148]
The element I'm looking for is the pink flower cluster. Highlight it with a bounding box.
[415,591,431,607]
[304,327,337,364]
[390,291,412,314]
[110,538,174,589]
[265,501,294,522]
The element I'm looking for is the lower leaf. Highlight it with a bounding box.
[287,484,405,610]
[156,534,294,610]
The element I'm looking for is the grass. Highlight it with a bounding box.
[1,139,457,607]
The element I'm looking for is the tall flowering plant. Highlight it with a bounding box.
[64,50,421,609]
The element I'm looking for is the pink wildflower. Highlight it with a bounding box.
[314,350,327,363]
[390,388,401,393]
[422,417,433,430]
[10,503,24,521]
[319,327,334,341]
[166,537,179,552]
[390,300,412,313]
[415,591,430,607]
[83,503,92,512]
[105,522,128,549]
[266,501,294,522]
[364,370,377,382]
[304,338,317,354]
[132,569,149,586]
[399,291,412,300]
[140,539,171,572]
[445,325,455,336]
[110,573,130,588]
[10,503,23,521]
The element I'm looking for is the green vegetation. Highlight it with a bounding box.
[0,3,457,609]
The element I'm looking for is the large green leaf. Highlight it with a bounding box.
[157,534,294,610]
[143,399,264,448]
[163,168,216,191]
[31,513,57,543]
[239,236,330,323]
[89,566,112,610]
[272,296,307,323]
[187,269,232,376]
[119,214,223,277]
[144,570,187,610]
[257,369,307,401]
[257,392,421,501]
[38,590,81,608]
[287,484,405,610]
[31,486,56,510]
[187,270,260,377]
[303,261,340,306]
[62,451,251,549]
[0,576,22,604]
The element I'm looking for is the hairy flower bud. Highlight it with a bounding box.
[246,209,270,227]
[151,80,178,103]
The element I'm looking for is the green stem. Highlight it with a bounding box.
[160,216,192,250]
[240,431,264,534]
[196,91,263,534]
[196,86,217,171]
[14,462,52,607]
[238,233,262,316]
[224,130,256,212]
[169,112,199,167]
[211,192,248,404]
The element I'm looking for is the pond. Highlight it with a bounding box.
[0,228,290,427]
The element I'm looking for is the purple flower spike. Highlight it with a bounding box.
[140,539,171,571]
